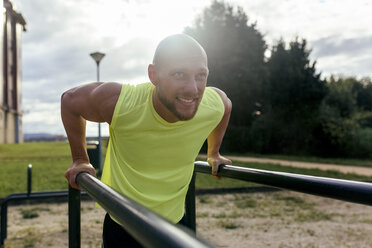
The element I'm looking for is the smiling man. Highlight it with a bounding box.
[62,34,232,247]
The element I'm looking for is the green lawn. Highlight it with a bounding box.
[1,142,372,198]
[0,142,72,197]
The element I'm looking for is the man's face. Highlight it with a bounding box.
[152,54,209,122]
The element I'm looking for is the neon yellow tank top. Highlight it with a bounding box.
[101,82,224,223]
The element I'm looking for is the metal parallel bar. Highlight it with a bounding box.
[1,190,80,205]
[68,186,80,248]
[185,171,196,232]
[75,172,213,248]
[194,161,372,206]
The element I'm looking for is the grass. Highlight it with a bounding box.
[218,220,241,229]
[20,209,39,219]
[23,238,36,248]
[198,195,212,204]
[0,141,108,198]
[234,198,257,209]
[0,142,72,197]
[1,141,372,198]
[21,228,41,248]
[19,207,51,219]
[295,210,334,222]
[273,195,313,209]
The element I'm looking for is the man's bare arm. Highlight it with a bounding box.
[207,87,232,176]
[61,82,121,189]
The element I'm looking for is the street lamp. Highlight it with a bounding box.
[90,52,105,82]
[90,51,105,175]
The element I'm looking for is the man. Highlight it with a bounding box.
[62,34,232,247]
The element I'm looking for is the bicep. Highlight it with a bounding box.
[90,82,122,124]
[61,82,121,124]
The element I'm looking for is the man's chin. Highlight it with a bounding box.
[178,115,195,121]
[175,110,198,121]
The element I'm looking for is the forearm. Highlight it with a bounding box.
[61,92,89,163]
[207,99,231,157]
[207,124,227,157]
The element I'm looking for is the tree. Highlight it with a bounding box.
[184,0,267,152]
[354,77,372,111]
[252,38,326,154]
[318,76,372,157]
[267,39,325,116]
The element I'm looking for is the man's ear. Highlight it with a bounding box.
[148,64,158,86]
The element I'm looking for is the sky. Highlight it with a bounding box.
[11,0,372,137]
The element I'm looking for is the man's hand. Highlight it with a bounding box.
[206,87,232,179]
[64,160,96,189]
[207,153,232,178]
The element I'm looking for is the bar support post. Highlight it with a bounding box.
[68,185,81,248]
[185,171,196,232]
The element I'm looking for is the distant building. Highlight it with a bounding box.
[0,0,26,143]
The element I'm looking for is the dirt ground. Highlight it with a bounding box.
[3,190,372,248]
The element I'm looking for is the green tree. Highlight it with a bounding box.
[252,39,326,154]
[319,76,372,157]
[354,77,372,111]
[184,0,267,152]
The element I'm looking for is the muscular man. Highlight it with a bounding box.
[62,34,232,247]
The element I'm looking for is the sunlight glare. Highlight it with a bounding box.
[80,0,207,48]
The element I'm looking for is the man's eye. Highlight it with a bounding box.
[197,73,207,80]
[173,72,184,78]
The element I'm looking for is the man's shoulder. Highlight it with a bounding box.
[111,82,153,127]
[118,82,153,109]
[121,82,153,95]
[197,87,225,117]
[202,87,224,107]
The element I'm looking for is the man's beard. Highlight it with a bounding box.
[157,89,199,121]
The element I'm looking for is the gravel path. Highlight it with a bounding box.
[196,191,372,248]
[4,191,372,248]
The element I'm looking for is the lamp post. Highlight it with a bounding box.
[90,52,105,175]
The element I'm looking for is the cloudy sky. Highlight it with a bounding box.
[12,0,372,137]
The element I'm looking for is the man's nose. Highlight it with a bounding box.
[184,78,198,95]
